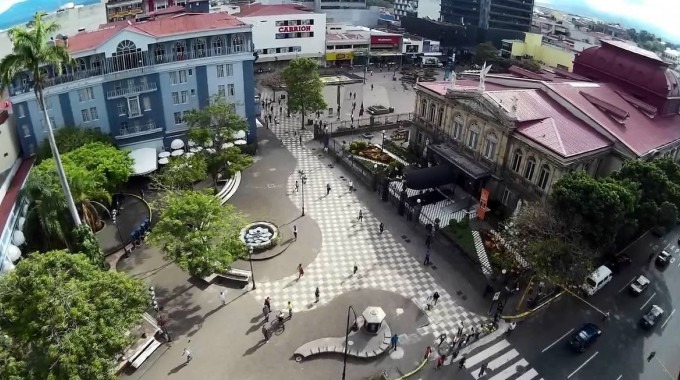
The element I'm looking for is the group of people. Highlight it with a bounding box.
[260,296,293,343]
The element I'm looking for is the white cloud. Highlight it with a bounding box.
[585,0,680,40]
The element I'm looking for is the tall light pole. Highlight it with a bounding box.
[298,170,307,216]
[248,245,256,290]
[381,130,386,152]
[111,209,129,257]
[342,305,358,380]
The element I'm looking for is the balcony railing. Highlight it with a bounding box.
[502,169,547,198]
[9,46,253,96]
[106,82,157,99]
[116,121,161,139]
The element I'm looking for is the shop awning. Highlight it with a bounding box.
[404,165,456,190]
[429,143,490,180]
[129,148,158,176]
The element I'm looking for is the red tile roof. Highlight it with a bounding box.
[67,12,247,53]
[233,4,312,17]
[418,79,509,96]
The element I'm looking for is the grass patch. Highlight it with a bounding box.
[442,218,475,254]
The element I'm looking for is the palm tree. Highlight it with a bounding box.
[0,13,82,226]
[67,166,111,231]
[23,169,70,250]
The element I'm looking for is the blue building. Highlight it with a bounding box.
[7,10,257,155]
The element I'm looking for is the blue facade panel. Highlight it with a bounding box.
[242,59,257,143]
[195,65,210,109]
[101,74,165,139]
[12,101,37,157]
[59,93,75,126]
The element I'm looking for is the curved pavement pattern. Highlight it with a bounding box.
[252,113,486,339]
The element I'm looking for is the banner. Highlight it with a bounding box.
[477,188,490,220]
[325,52,354,61]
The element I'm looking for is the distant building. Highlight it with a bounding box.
[6,10,258,157]
[440,0,534,33]
[500,32,594,71]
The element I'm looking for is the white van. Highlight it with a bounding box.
[581,266,613,296]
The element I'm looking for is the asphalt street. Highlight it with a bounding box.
[509,228,680,380]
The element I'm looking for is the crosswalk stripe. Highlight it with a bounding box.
[487,359,529,380]
[465,340,511,367]
[514,368,540,380]
[487,349,519,372]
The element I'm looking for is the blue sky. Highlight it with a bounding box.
[537,0,680,43]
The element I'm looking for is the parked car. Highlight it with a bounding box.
[604,254,632,273]
[640,305,664,329]
[629,274,650,295]
[656,250,672,267]
[568,323,602,352]
[361,132,374,139]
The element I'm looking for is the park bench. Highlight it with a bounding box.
[129,338,162,369]
[202,268,252,286]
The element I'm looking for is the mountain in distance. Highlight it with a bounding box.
[535,0,679,44]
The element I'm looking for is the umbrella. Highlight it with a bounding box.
[232,130,246,139]
[158,151,171,158]
[172,150,184,157]
[190,146,203,153]
[234,139,247,145]
[12,230,25,246]
[185,152,195,158]
[205,148,216,154]
[222,142,234,149]
[203,139,213,148]
[188,140,196,147]
[170,139,185,150]
[158,158,169,165]
[7,245,21,262]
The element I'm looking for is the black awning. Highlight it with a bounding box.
[429,143,490,179]
[404,165,456,190]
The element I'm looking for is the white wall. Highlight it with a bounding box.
[238,12,327,61]
[0,116,20,173]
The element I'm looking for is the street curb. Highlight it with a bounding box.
[395,358,427,380]
[500,291,565,320]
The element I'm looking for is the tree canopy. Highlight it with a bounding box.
[185,96,253,188]
[62,142,133,192]
[36,127,114,163]
[282,58,327,130]
[474,42,499,65]
[149,190,247,277]
[151,155,208,191]
[0,251,148,380]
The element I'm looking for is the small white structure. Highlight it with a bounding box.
[171,150,184,157]
[129,148,159,176]
[170,139,185,150]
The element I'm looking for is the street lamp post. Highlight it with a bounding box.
[342,305,358,380]
[299,170,307,216]
[381,130,386,152]
[111,210,129,257]
[248,245,256,290]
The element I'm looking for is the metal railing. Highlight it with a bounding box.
[106,82,157,99]
[116,121,161,139]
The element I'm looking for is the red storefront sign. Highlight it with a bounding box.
[278,25,312,33]
[370,35,401,45]
[477,188,490,220]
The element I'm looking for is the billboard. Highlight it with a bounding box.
[371,35,401,45]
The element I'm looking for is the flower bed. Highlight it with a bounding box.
[442,218,475,255]
[349,141,394,164]
[240,221,280,251]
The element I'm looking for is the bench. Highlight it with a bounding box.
[202,268,252,286]
[129,338,162,369]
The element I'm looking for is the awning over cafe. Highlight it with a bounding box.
[404,164,456,190]
[429,143,491,180]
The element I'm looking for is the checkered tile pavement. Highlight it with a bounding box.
[253,111,488,338]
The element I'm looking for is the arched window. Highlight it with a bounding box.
[436,107,444,126]
[467,122,479,149]
[524,156,537,181]
[537,164,552,190]
[154,44,165,63]
[212,36,224,55]
[483,133,498,160]
[114,40,141,70]
[193,39,206,58]
[77,58,87,72]
[90,55,102,73]
[231,34,244,52]
[511,149,523,172]
[174,41,186,60]
[428,104,436,122]
[420,99,427,116]
[453,114,463,140]
[117,40,137,55]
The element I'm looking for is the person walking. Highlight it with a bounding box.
[508,321,517,335]
[219,290,227,305]
[294,180,299,193]
[647,351,656,362]
[425,235,432,249]
[277,310,285,330]
[182,348,192,363]
[326,183,331,196]
[357,209,363,223]
[288,301,293,319]
[293,225,298,240]
[315,287,320,303]
[264,296,271,310]
[379,222,384,234]
[353,263,358,275]
[349,180,354,192]
[424,345,433,361]
[424,251,431,266]
[478,363,488,376]
[297,264,304,280]
[262,324,270,343]
[299,135,303,145]
[371,83,374,90]
[436,354,445,370]
[458,356,467,369]
[263,304,270,322]
[432,291,440,306]
[390,334,399,350]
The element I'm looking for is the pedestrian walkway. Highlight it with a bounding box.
[251,110,487,339]
[458,336,543,380]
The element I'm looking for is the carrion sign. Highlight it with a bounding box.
[278,25,312,33]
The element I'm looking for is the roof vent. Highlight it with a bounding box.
[580,90,629,125]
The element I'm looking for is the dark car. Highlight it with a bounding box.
[640,305,664,329]
[629,274,650,295]
[656,250,672,267]
[604,254,632,273]
[568,323,602,352]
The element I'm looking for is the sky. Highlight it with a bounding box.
[537,0,680,43]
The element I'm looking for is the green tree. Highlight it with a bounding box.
[0,251,148,380]
[149,190,247,277]
[658,201,678,229]
[151,155,208,191]
[36,126,113,163]
[22,167,70,250]
[550,171,637,249]
[64,142,133,191]
[474,42,499,65]
[282,57,327,130]
[185,96,253,188]
[260,71,285,100]
[0,13,83,226]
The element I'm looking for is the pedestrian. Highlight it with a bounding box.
[323,146,329,154]
[263,304,270,322]
[268,114,272,124]
[474,326,481,339]
[452,334,459,347]
[647,351,656,362]
[288,301,293,318]
[371,84,374,90]
[262,324,269,342]
[315,287,320,303]
[264,296,271,310]
[357,209,363,222]
[432,291,440,305]
[353,263,358,275]
[279,105,282,114]
[219,290,227,305]
[348,180,354,191]
[182,347,192,363]
[426,296,433,310]
[353,92,356,99]
[293,225,298,240]
[478,363,488,376]
[436,354,445,369]
[602,312,610,321]
[277,310,285,330]
[294,180,299,193]
[424,345,432,360]
[458,356,466,369]
[140,188,145,200]
[425,235,432,249]
[379,222,384,234]
[326,183,331,195]
[463,334,470,345]
[299,135,302,145]
[424,252,431,266]
[483,284,493,298]
[508,321,517,335]
[297,263,304,280]
[390,334,399,350]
